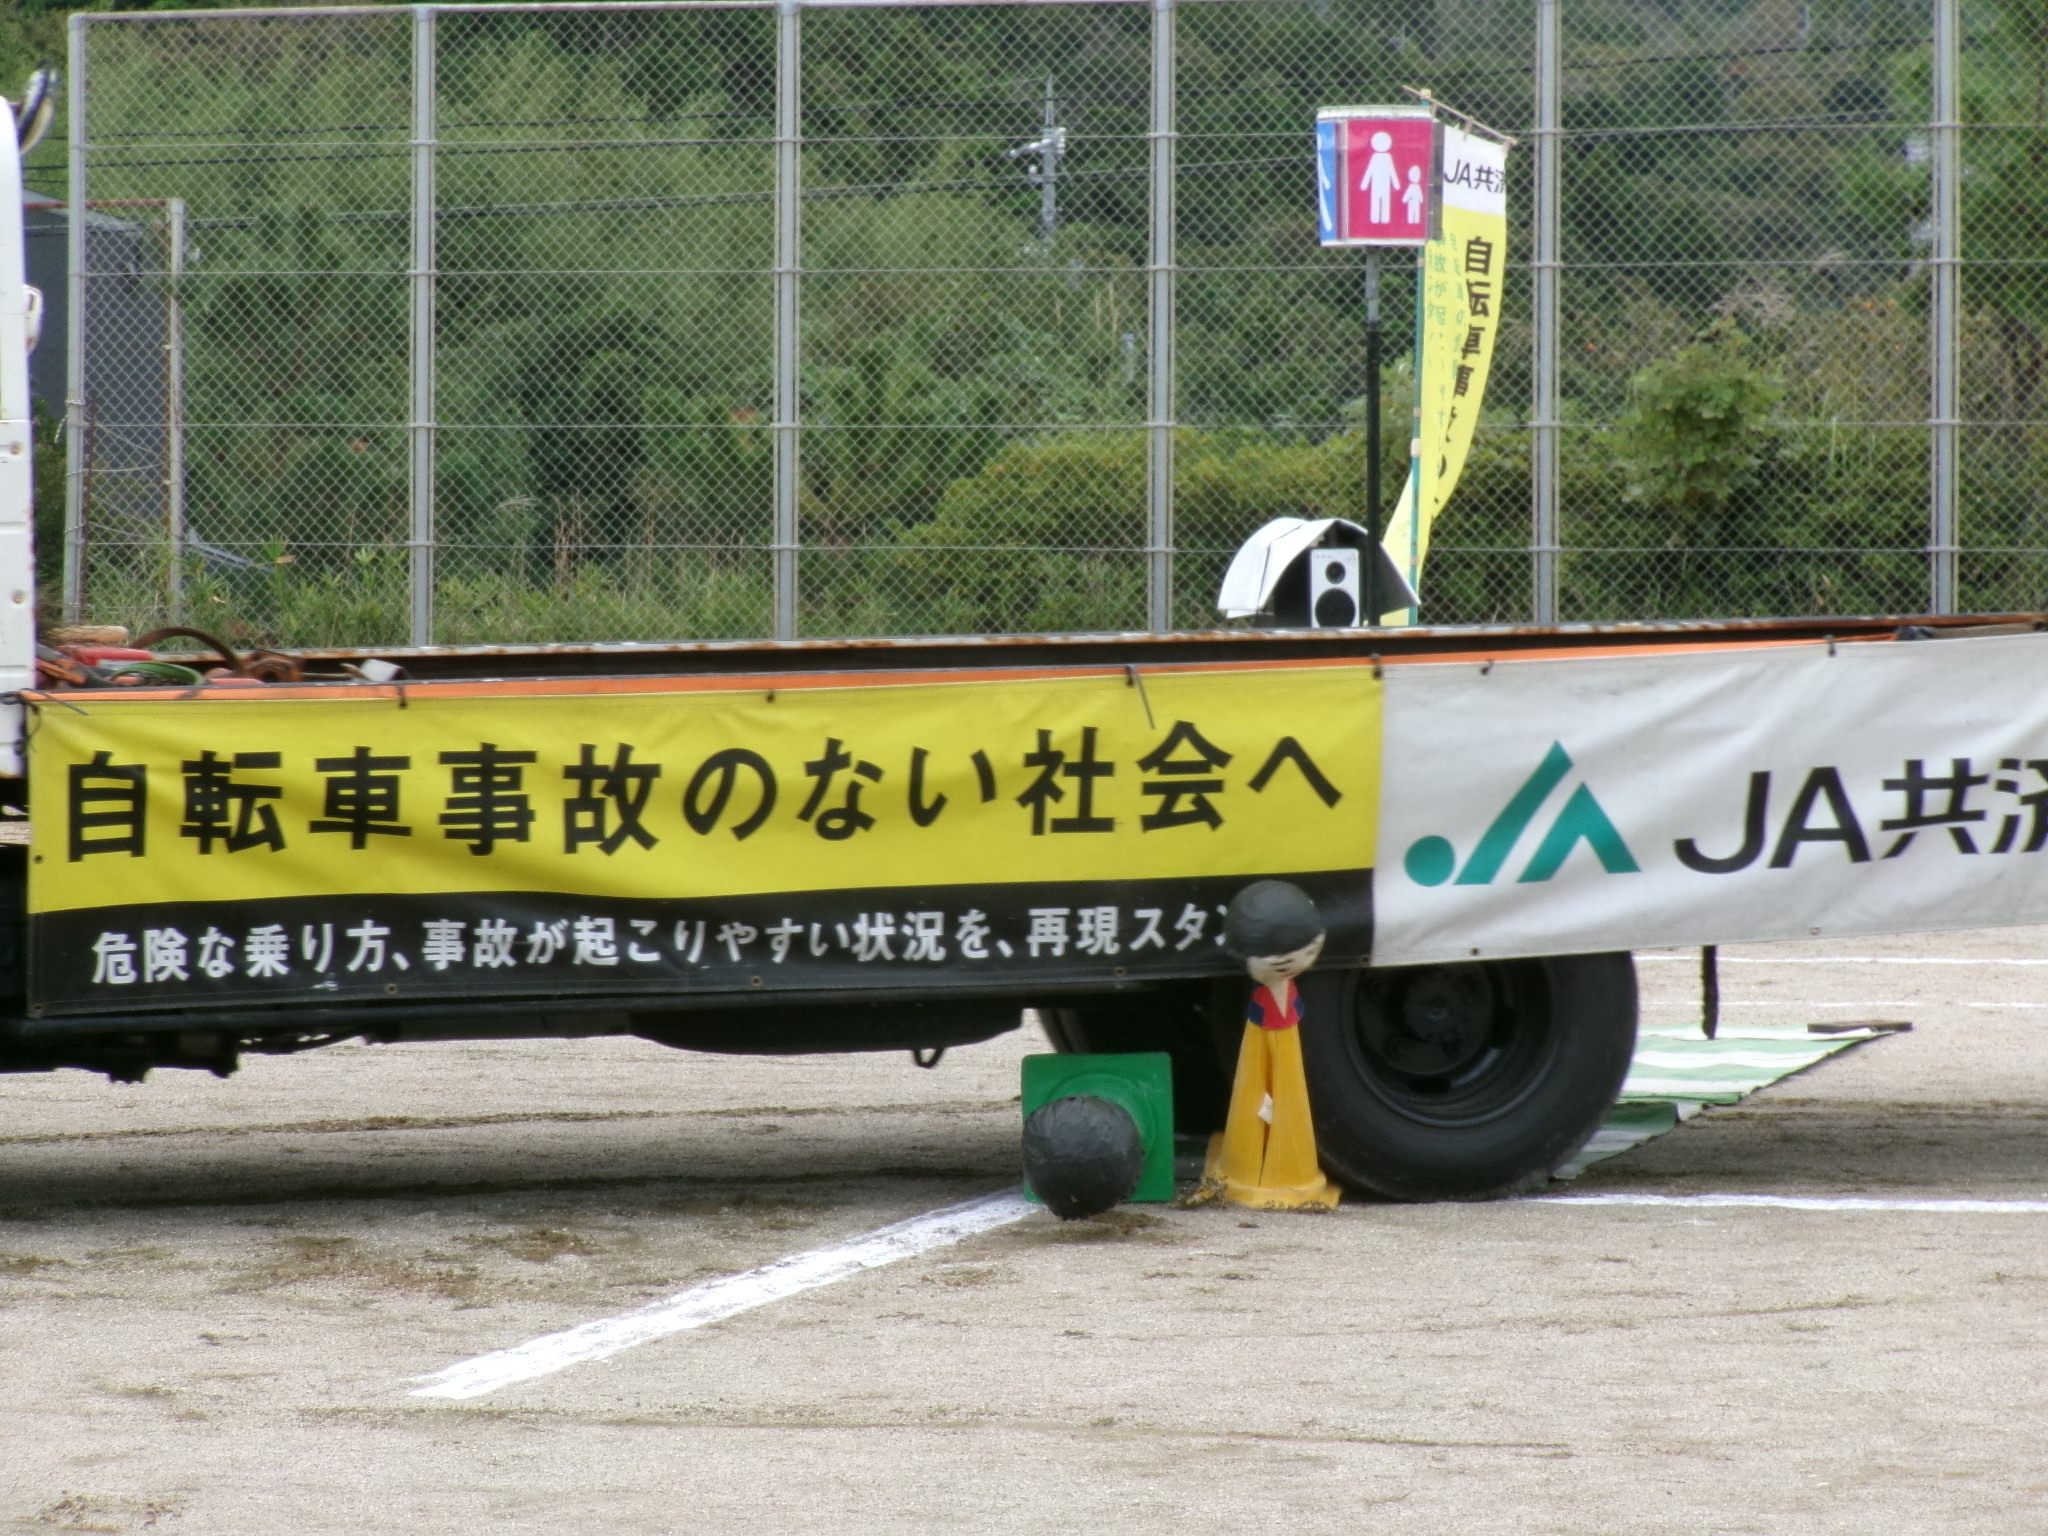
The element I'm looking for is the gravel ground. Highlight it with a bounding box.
[5,928,2048,1533]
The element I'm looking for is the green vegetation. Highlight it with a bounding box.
[1617,320,1785,523]
[16,0,2048,640]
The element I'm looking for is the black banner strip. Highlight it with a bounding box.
[32,870,1373,1019]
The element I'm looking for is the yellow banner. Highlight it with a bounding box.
[30,662,1380,915]
[1380,124,1510,621]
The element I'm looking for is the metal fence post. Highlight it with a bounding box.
[63,13,88,622]
[772,0,802,641]
[1145,0,1176,632]
[1530,0,1560,626]
[1928,0,1960,616]
[163,197,186,624]
[408,6,438,648]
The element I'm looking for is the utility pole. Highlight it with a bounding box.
[1008,76,1066,243]
[1038,76,1060,241]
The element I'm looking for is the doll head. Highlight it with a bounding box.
[1222,880,1326,987]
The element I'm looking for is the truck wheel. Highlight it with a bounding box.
[1043,981,1238,1135]
[1295,952,1636,1202]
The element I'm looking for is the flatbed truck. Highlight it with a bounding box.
[6,80,2042,1201]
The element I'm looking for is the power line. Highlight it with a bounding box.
[79,31,1944,145]
[1558,35,1933,73]
[173,151,1296,232]
[85,102,1946,177]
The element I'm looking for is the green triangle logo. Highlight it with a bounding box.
[1404,742,1640,886]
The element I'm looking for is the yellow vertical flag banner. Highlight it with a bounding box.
[1378,124,1511,621]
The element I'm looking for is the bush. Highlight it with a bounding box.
[1616,319,1784,532]
[889,412,1423,632]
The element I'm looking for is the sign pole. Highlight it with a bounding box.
[1363,251,1382,627]
[1318,104,1434,629]
[1309,101,1511,631]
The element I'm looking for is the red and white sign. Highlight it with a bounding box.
[1315,107,1438,247]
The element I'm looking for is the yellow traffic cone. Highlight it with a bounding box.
[1202,976,1341,1210]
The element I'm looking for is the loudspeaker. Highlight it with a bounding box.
[1308,546,1362,628]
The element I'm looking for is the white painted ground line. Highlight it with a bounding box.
[1535,1193,2048,1213]
[1643,1000,2048,1008]
[410,1189,1036,1401]
[1636,955,2048,966]
[410,1178,2048,1402]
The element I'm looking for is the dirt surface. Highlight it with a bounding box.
[7,929,2048,1533]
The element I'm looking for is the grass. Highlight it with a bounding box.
[457,1226,603,1264]
[70,543,1147,649]
[222,1233,484,1303]
[0,1253,69,1276]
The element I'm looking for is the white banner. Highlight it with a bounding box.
[1374,634,2048,965]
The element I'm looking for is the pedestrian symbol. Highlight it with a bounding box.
[1362,131,1399,224]
[1315,107,1437,248]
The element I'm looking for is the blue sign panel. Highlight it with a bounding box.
[1315,119,1340,245]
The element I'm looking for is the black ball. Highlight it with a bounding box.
[1022,1094,1145,1220]
[1222,879,1323,961]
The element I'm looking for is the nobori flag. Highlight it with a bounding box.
[1316,106,1438,247]
[1377,123,1511,622]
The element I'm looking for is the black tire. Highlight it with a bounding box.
[1044,981,1239,1135]
[1296,952,1637,1201]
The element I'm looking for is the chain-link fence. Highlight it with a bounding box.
[41,0,2045,646]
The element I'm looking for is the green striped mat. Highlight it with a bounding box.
[1555,1025,1896,1180]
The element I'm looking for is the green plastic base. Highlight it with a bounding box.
[1020,1052,1176,1204]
